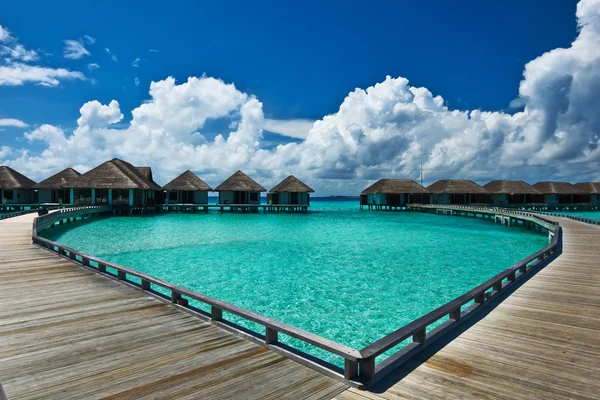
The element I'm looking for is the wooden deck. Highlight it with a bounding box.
[0,214,347,399]
[335,215,600,400]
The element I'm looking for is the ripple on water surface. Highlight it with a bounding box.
[43,200,548,365]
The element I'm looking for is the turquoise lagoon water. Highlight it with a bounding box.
[42,199,547,365]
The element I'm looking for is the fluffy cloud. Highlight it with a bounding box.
[88,63,100,71]
[0,63,84,87]
[0,118,28,128]
[63,39,90,59]
[3,0,600,195]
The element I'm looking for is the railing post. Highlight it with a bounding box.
[493,280,502,292]
[117,270,126,280]
[141,279,150,290]
[211,306,223,321]
[449,307,461,321]
[508,271,516,282]
[413,328,427,344]
[265,327,278,344]
[171,290,181,303]
[359,357,376,382]
[475,293,485,305]
[98,263,106,273]
[344,359,359,380]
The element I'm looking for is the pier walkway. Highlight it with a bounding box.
[335,214,600,400]
[2,209,599,399]
[0,214,347,399]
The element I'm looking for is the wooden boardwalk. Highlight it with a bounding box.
[335,215,600,400]
[0,214,347,399]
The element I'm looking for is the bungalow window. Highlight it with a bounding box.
[4,190,14,200]
[168,191,178,201]
[250,192,258,202]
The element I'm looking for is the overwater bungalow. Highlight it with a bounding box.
[360,179,430,210]
[483,180,544,206]
[267,176,314,207]
[428,179,491,205]
[214,170,266,205]
[32,168,81,205]
[0,165,36,205]
[532,181,590,204]
[574,182,600,205]
[162,170,212,204]
[69,158,161,208]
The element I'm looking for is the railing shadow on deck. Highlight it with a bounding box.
[29,204,562,390]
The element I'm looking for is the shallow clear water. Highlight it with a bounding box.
[42,199,547,365]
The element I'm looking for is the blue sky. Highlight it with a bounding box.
[1,0,598,194]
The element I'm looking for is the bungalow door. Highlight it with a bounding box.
[234,191,247,204]
[290,192,298,205]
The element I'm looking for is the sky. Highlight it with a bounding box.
[1,0,598,195]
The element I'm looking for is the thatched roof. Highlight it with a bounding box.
[135,167,154,183]
[32,168,81,190]
[162,170,212,191]
[361,179,429,194]
[70,158,161,190]
[214,170,266,192]
[483,180,541,195]
[427,180,489,194]
[269,176,315,193]
[0,166,36,189]
[533,181,587,195]
[574,182,600,194]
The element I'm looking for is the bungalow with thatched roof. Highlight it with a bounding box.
[214,171,266,205]
[162,170,212,204]
[69,158,161,207]
[533,181,590,204]
[32,168,81,205]
[428,179,491,205]
[360,179,430,209]
[268,176,314,206]
[0,166,36,205]
[483,180,544,206]
[574,182,600,205]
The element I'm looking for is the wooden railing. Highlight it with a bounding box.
[30,204,562,388]
[533,210,600,226]
[0,209,35,220]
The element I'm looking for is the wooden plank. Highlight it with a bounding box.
[0,213,347,399]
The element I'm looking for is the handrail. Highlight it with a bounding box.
[533,210,600,226]
[30,204,563,387]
